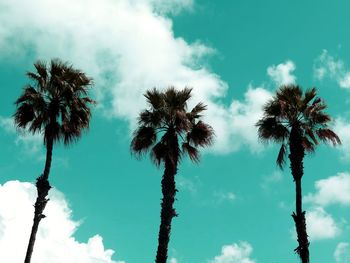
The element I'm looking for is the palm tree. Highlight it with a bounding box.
[256,85,340,263]
[131,87,214,263]
[14,59,95,263]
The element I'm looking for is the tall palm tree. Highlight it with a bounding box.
[256,85,340,263]
[131,87,214,263]
[14,59,95,263]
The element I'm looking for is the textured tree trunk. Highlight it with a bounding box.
[155,130,179,263]
[289,123,309,263]
[24,137,53,263]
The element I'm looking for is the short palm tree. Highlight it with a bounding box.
[131,87,214,263]
[256,85,340,263]
[14,59,95,263]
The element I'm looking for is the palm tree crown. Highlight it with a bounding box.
[257,84,340,168]
[14,59,95,146]
[131,87,214,164]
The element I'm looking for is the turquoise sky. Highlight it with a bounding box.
[1,0,350,262]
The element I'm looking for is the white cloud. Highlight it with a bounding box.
[335,242,350,263]
[267,60,296,86]
[314,50,350,89]
[334,118,350,160]
[169,258,179,263]
[210,242,255,263]
[0,0,275,154]
[0,180,124,263]
[0,0,225,128]
[0,116,42,153]
[306,207,340,241]
[225,86,273,153]
[305,172,350,207]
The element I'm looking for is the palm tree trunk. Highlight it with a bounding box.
[24,137,53,263]
[289,124,309,263]
[155,130,179,263]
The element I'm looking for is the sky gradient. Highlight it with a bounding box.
[1,0,350,262]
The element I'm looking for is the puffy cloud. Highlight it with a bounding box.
[0,116,42,153]
[169,258,179,263]
[210,242,255,263]
[305,207,340,241]
[313,50,350,89]
[224,86,273,153]
[334,242,350,263]
[0,0,275,154]
[305,172,350,207]
[0,180,124,263]
[267,60,296,86]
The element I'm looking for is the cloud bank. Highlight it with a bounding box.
[0,0,282,154]
[0,180,124,263]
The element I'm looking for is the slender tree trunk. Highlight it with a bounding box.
[24,137,53,263]
[289,124,309,263]
[155,130,179,263]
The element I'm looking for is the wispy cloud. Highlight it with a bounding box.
[0,116,42,154]
[314,50,350,89]
[334,242,350,263]
[261,170,283,191]
[213,190,236,203]
[177,175,199,194]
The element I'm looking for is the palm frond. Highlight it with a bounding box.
[144,88,164,110]
[174,110,190,133]
[151,142,166,167]
[302,87,317,108]
[131,126,156,157]
[138,110,162,127]
[13,103,35,129]
[316,128,341,146]
[276,143,287,169]
[187,120,214,147]
[304,127,318,145]
[188,102,207,120]
[263,100,282,117]
[34,61,47,80]
[182,142,200,163]
[256,117,289,143]
[302,137,316,153]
